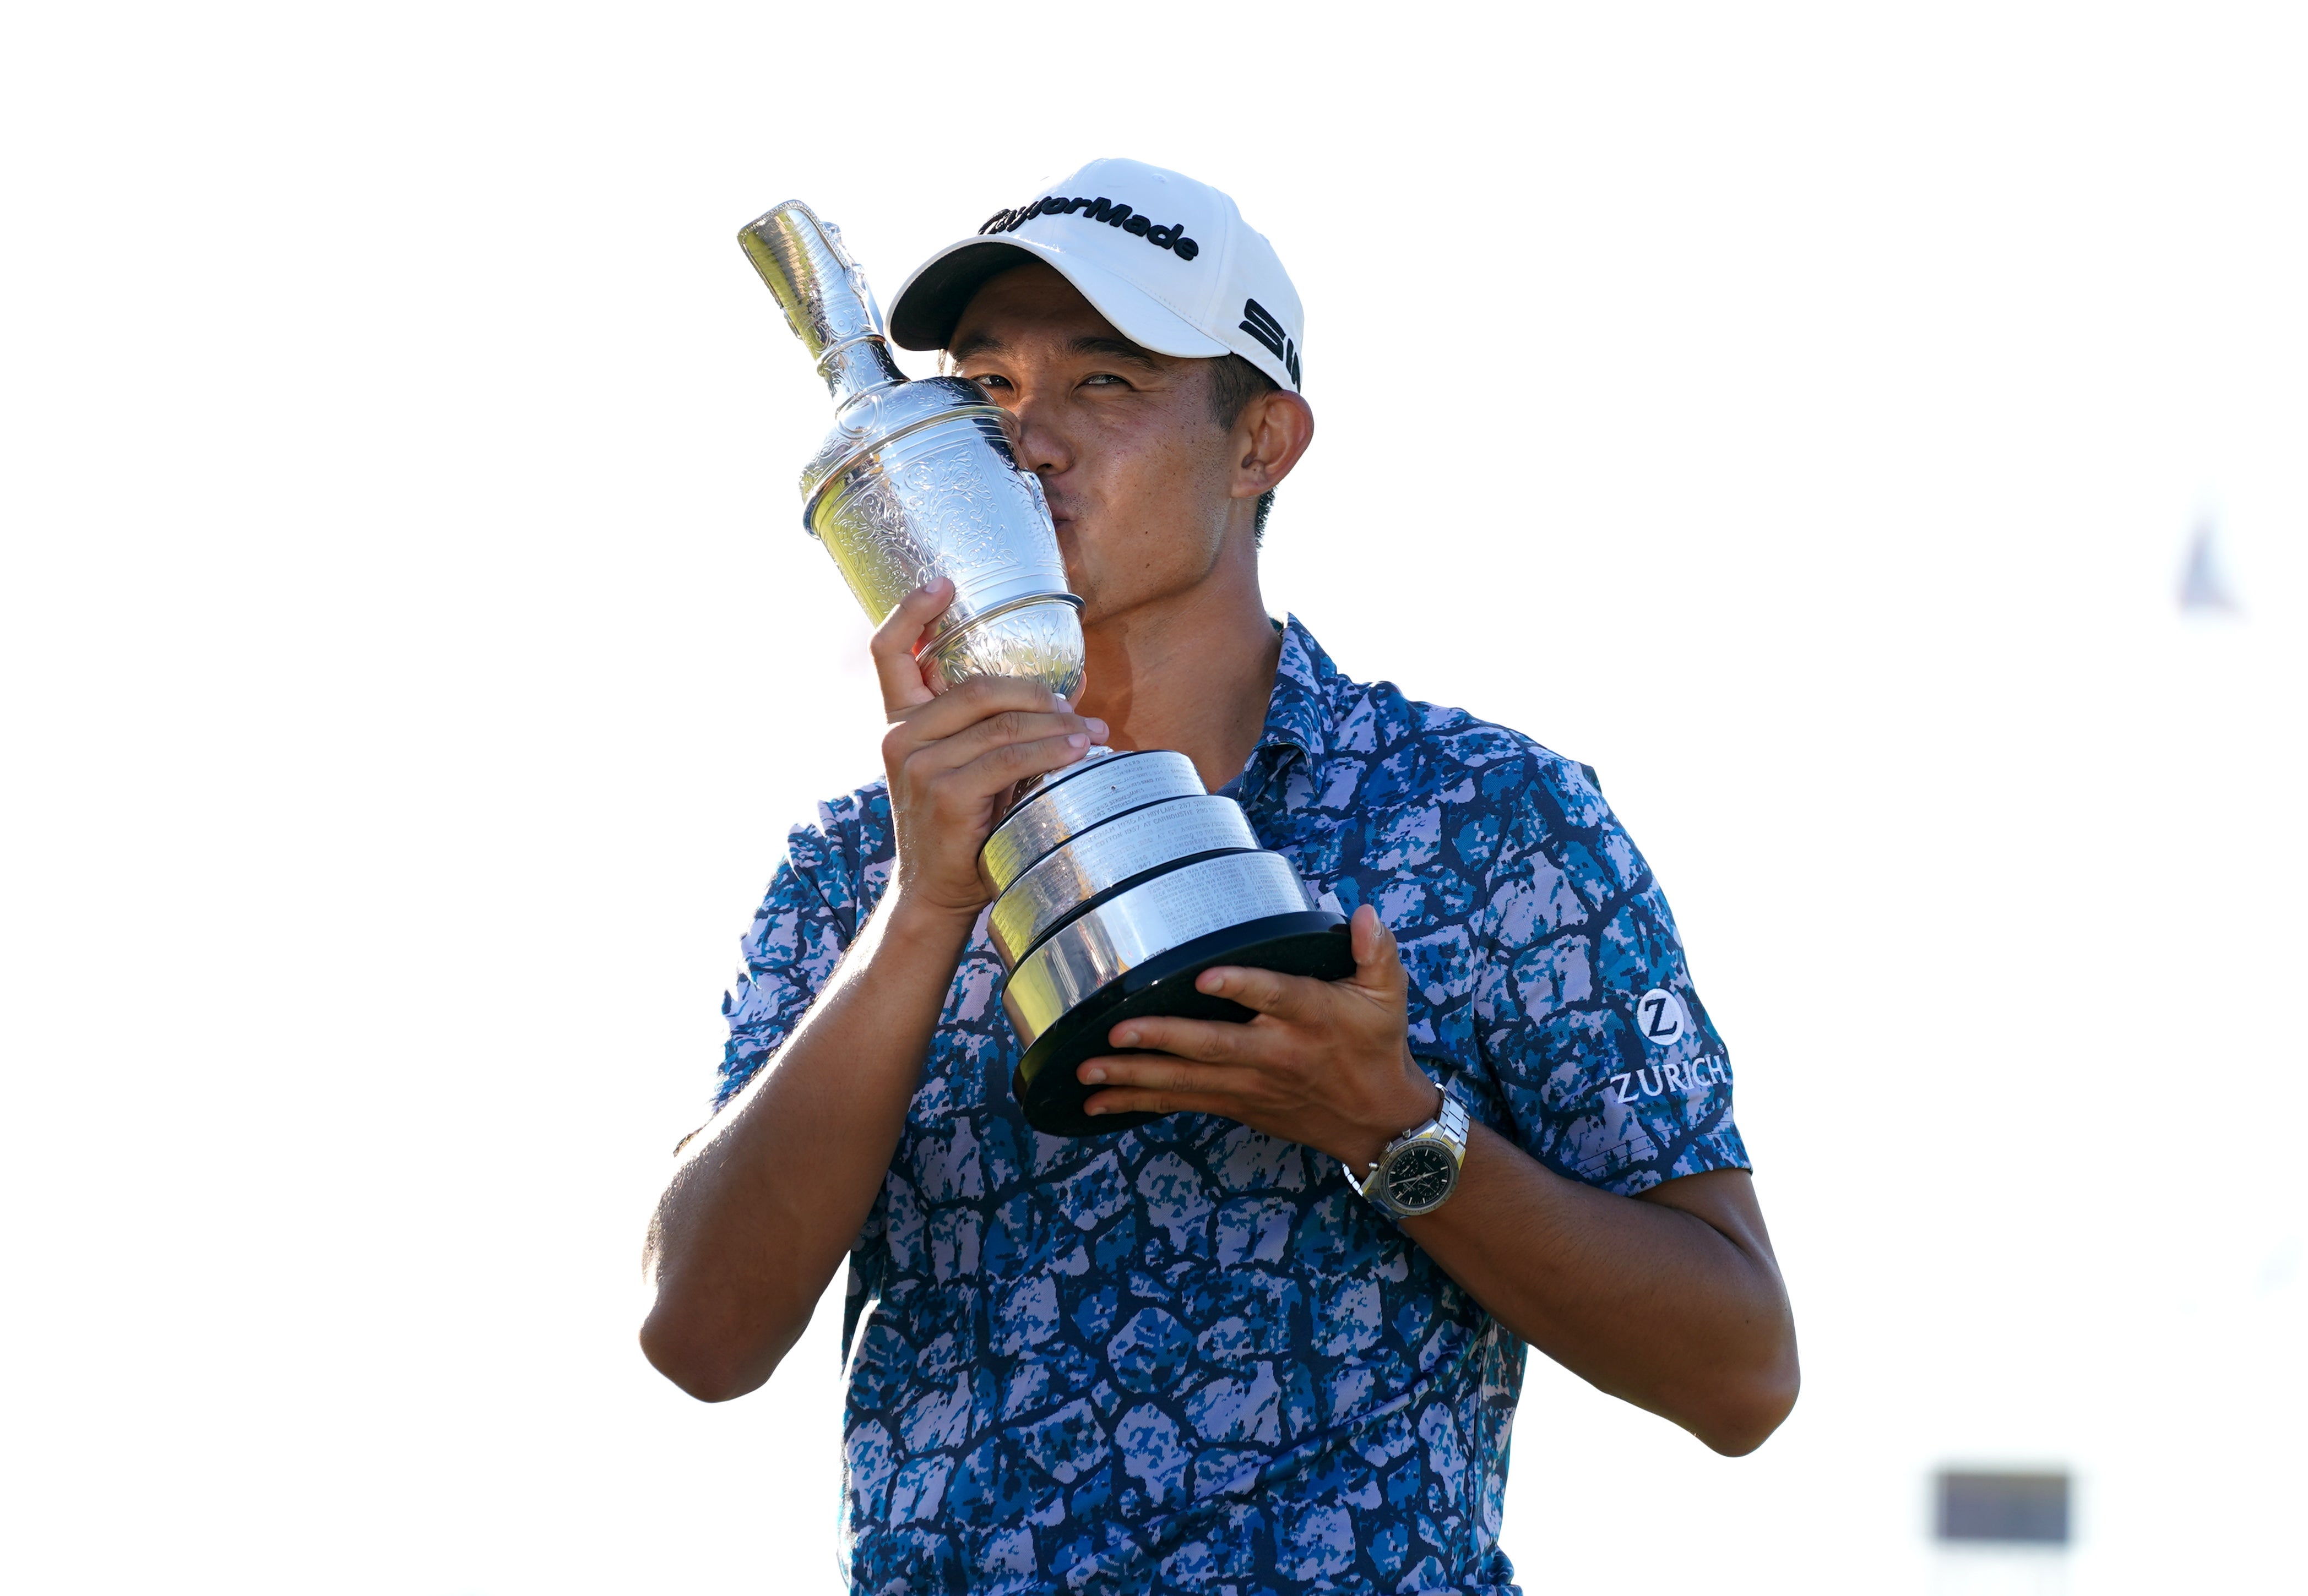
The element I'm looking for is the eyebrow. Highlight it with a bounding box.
[946,330,1164,372]
[948,329,1007,362]
[1067,335,1163,371]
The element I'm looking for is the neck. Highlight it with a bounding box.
[1073,542,1280,793]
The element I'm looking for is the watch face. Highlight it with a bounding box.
[1384,1143,1457,1212]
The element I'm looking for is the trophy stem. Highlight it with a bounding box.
[812,333,907,402]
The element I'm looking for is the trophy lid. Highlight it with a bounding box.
[738,201,906,402]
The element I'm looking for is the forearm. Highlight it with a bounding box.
[1402,1134,1797,1453]
[640,892,973,1401]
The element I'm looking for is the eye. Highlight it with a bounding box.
[1079,372,1127,389]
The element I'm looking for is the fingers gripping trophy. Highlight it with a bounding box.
[738,201,1352,1137]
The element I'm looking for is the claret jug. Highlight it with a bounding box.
[740,200,1085,695]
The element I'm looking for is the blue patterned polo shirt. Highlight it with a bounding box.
[717,617,1748,1595]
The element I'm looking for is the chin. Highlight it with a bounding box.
[1055,541,1100,614]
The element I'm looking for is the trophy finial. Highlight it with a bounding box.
[738,201,906,402]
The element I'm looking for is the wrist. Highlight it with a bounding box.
[1339,1056,1445,1174]
[1343,1070,1470,1223]
[876,888,982,952]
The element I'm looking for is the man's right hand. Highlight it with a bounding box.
[872,578,1106,922]
[641,576,1103,1403]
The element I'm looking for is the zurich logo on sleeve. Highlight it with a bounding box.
[1608,987,1728,1104]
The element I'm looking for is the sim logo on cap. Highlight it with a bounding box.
[1238,298,1300,389]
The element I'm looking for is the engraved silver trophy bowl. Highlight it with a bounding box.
[740,200,1084,696]
[740,200,1350,1136]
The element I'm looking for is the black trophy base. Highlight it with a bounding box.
[1011,911,1354,1137]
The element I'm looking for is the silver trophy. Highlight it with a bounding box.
[740,200,1349,1136]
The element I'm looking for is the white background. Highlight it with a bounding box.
[3,2,2302,1592]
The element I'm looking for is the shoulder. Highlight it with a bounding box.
[1289,622,1599,825]
[1321,673,1644,911]
[769,775,897,935]
[1323,671,1604,832]
[801,776,895,865]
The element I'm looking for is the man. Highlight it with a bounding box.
[643,158,1797,1593]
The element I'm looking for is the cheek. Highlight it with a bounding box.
[1097,420,1229,515]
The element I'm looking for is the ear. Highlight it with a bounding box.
[1230,389,1315,502]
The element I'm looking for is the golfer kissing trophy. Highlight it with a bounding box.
[738,200,1351,1137]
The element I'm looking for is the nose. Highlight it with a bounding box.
[1004,384,1073,487]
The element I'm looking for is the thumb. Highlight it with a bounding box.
[1348,903,1408,1003]
[870,578,953,715]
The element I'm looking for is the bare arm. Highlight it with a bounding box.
[1401,1150,1794,1454]
[1073,907,1798,1454]
[640,581,1105,1402]
[640,891,975,1402]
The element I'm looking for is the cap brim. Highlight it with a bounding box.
[889,233,1230,360]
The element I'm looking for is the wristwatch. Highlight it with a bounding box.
[1345,1088,1471,1220]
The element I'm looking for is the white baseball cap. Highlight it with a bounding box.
[887,157,1305,394]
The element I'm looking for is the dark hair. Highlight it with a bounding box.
[1206,354,1280,544]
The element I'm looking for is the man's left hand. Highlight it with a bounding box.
[1077,904,1442,1172]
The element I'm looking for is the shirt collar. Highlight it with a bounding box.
[1237,614,1340,806]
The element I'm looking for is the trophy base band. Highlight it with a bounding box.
[1010,911,1354,1138]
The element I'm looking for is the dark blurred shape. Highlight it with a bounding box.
[1936,1470,2071,1544]
[2179,520,2241,614]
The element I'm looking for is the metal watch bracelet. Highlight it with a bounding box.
[1346,1090,1471,1221]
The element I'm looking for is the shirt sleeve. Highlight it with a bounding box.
[713,813,858,1112]
[1467,748,1749,1196]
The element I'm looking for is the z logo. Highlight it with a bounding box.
[1636,988,1686,1046]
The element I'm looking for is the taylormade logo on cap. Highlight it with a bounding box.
[887,157,1307,395]
[978,194,1203,260]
